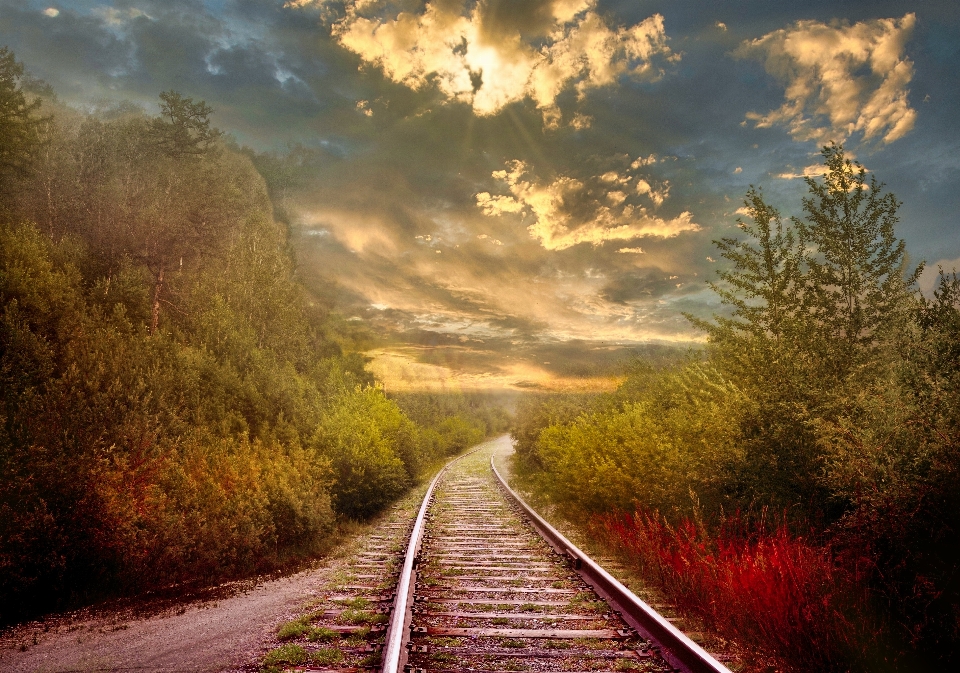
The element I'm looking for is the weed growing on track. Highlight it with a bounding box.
[276,616,340,642]
[339,607,387,625]
[262,643,344,670]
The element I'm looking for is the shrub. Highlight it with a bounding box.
[595,510,888,672]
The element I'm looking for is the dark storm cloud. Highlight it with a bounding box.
[0,2,131,94]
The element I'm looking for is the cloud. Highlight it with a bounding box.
[617,247,645,253]
[294,0,677,126]
[774,163,824,179]
[635,178,669,207]
[42,7,59,18]
[630,153,657,169]
[92,7,149,26]
[476,160,699,251]
[739,13,917,145]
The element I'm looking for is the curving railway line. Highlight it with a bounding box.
[266,439,732,673]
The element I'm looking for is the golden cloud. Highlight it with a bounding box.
[476,160,699,251]
[740,13,917,145]
[295,1,677,126]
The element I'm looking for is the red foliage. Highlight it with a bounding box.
[592,511,888,672]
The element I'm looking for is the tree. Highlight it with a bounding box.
[691,187,806,349]
[702,143,918,377]
[0,47,45,195]
[796,143,920,373]
[146,91,221,160]
[696,144,922,516]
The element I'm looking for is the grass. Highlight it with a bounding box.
[261,646,343,669]
[276,617,312,640]
[310,648,345,666]
[339,608,388,625]
[499,638,527,648]
[262,644,307,668]
[308,627,338,642]
[276,616,339,642]
[542,640,571,649]
[595,510,886,672]
[358,652,382,667]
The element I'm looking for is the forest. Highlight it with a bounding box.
[512,145,960,671]
[4,36,960,673]
[0,47,508,625]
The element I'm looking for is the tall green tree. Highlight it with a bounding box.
[697,144,921,516]
[691,187,806,350]
[796,143,920,374]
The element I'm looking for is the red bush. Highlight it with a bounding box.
[592,511,888,672]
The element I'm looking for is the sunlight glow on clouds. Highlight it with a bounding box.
[775,163,824,179]
[476,160,698,251]
[290,0,677,126]
[740,13,917,145]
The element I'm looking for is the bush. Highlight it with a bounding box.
[312,386,415,519]
[595,510,888,672]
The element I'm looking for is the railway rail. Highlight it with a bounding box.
[261,440,732,673]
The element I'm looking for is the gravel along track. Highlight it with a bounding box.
[403,446,676,673]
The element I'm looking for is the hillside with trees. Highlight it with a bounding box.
[0,47,507,625]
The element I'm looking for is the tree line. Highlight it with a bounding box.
[0,47,507,624]
[512,145,960,671]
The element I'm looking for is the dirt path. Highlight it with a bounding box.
[1,566,340,673]
[0,438,513,673]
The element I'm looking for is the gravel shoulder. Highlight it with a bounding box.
[0,451,448,673]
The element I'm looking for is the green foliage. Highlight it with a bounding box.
[796,145,920,368]
[516,361,743,520]
[147,91,222,159]
[515,144,960,666]
[390,391,510,466]
[312,386,415,519]
[0,47,45,192]
[511,392,597,469]
[692,186,805,346]
[0,65,466,625]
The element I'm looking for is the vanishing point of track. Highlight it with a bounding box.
[276,438,732,673]
[381,440,731,673]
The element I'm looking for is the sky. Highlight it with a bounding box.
[2,0,959,385]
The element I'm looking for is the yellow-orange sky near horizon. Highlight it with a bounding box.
[365,348,621,393]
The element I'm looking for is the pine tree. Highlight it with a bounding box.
[795,143,921,374]
[692,187,805,349]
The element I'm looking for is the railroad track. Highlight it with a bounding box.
[257,439,731,673]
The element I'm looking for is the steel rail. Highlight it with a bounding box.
[490,455,733,673]
[380,443,487,673]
